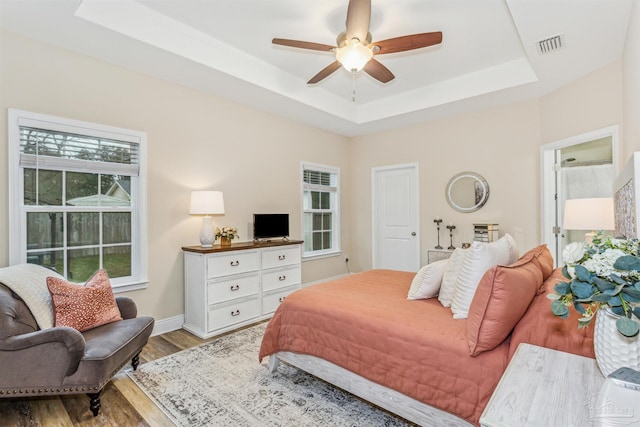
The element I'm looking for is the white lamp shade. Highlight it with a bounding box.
[336,42,373,72]
[189,191,225,215]
[563,197,615,231]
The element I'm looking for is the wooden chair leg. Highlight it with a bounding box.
[132,352,141,371]
[87,391,101,417]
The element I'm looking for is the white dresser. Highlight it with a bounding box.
[182,240,303,339]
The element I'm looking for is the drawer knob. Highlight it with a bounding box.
[278,254,286,260]
[231,309,240,317]
[278,275,286,281]
[230,284,240,291]
[279,296,286,303]
[230,260,240,267]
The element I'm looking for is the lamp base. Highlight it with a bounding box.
[199,216,215,247]
[584,231,597,245]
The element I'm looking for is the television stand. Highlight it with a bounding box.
[254,237,289,243]
[182,239,304,338]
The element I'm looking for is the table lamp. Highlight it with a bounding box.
[563,197,614,244]
[190,191,225,247]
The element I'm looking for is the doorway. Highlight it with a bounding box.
[372,163,420,272]
[541,126,619,265]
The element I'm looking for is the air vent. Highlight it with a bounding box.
[536,33,564,54]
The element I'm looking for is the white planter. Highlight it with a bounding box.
[594,308,640,377]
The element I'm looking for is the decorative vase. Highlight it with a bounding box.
[593,308,640,377]
[220,236,231,246]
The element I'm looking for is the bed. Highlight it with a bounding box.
[259,269,509,426]
[259,241,597,426]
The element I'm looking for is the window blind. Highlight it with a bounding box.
[19,126,140,176]
[303,168,337,190]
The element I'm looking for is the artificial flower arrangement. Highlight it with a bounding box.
[549,233,640,337]
[215,226,239,241]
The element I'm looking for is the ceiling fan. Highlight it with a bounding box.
[272,0,442,85]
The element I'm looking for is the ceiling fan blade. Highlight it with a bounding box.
[370,32,443,54]
[363,59,394,83]
[272,38,335,52]
[345,0,371,43]
[308,61,342,84]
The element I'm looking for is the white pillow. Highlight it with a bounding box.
[450,234,518,319]
[407,259,449,300]
[437,248,468,307]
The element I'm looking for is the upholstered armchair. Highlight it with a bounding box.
[0,270,154,416]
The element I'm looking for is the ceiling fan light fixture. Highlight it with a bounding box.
[336,40,373,73]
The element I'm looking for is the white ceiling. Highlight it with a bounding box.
[0,0,634,136]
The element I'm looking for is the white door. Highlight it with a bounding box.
[372,164,420,272]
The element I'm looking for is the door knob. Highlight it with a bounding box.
[411,232,416,236]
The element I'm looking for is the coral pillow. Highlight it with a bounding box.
[407,259,448,300]
[467,252,543,356]
[451,234,518,319]
[519,244,555,282]
[509,268,595,360]
[47,269,122,332]
[437,248,468,307]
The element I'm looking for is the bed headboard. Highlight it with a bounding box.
[613,152,640,238]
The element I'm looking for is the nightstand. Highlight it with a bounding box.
[480,343,605,427]
[426,249,453,264]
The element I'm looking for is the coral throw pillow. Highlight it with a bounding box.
[519,243,555,282]
[466,253,543,356]
[47,269,122,332]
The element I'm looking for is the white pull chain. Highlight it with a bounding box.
[352,72,357,103]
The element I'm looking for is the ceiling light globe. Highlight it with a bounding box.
[336,42,373,73]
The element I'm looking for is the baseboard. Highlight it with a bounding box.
[152,314,184,336]
[153,274,349,336]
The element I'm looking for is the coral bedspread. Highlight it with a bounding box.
[259,269,509,425]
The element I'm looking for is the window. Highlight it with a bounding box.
[301,162,340,258]
[8,109,147,291]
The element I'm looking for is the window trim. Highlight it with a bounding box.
[301,161,340,259]
[8,109,148,292]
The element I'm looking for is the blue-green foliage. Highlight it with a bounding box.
[551,236,640,337]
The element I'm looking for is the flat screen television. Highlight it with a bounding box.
[253,213,289,240]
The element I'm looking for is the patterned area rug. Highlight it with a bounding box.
[127,323,410,426]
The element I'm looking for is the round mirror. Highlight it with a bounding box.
[445,172,489,213]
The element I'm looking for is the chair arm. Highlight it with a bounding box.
[116,296,138,319]
[0,327,85,379]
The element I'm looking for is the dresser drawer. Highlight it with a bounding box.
[208,273,259,305]
[262,266,301,292]
[262,286,298,315]
[207,250,259,278]
[262,246,301,269]
[208,297,259,331]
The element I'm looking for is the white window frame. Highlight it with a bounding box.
[8,109,148,292]
[301,161,340,259]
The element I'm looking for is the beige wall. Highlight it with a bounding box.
[348,61,624,273]
[540,61,624,147]
[348,101,542,272]
[0,32,350,320]
[623,1,640,158]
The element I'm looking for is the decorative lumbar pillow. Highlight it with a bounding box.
[47,269,122,332]
[407,259,449,300]
[450,234,518,319]
[519,244,555,281]
[467,252,544,356]
[437,248,468,307]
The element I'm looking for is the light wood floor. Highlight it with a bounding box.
[0,322,265,427]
